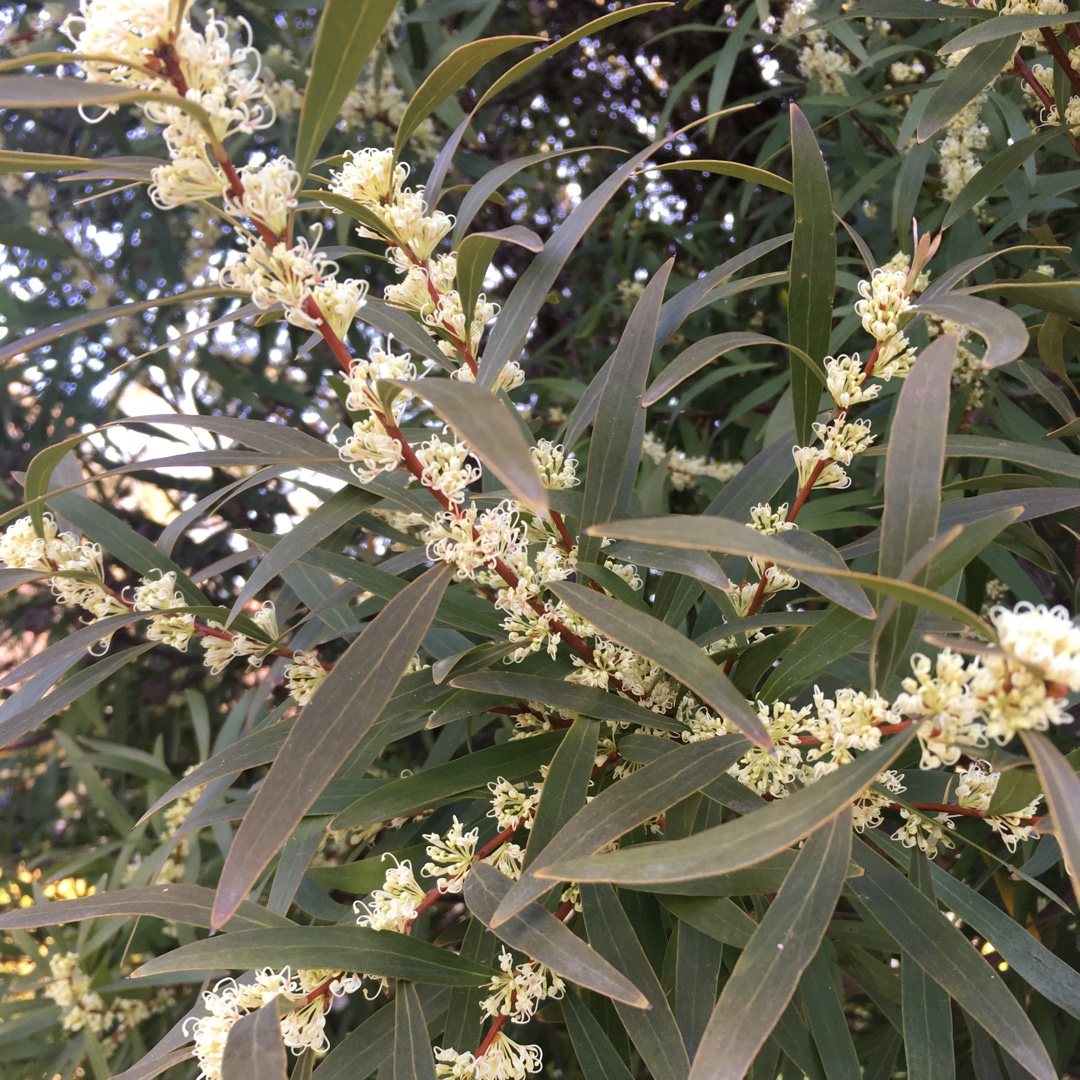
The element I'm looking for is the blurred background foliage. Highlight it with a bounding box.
[2,0,1080,1076]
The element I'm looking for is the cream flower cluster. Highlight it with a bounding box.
[480,949,566,1024]
[642,432,743,492]
[0,513,128,633]
[978,0,1068,46]
[327,147,502,369]
[435,1032,543,1080]
[896,612,1076,768]
[1027,56,1080,129]
[0,514,328,709]
[778,0,852,94]
[791,253,925,495]
[954,760,1041,850]
[222,232,368,334]
[938,94,988,205]
[63,3,272,204]
[721,501,800,616]
[185,968,362,1079]
[45,953,170,1043]
[63,1,369,341]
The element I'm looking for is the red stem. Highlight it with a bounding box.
[1040,28,1080,98]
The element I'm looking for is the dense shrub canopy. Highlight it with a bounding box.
[1,1,1080,1078]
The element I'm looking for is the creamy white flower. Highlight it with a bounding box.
[421,817,479,894]
[793,444,849,490]
[222,233,340,330]
[416,435,482,505]
[488,777,540,831]
[338,415,404,481]
[893,809,956,857]
[990,601,1080,690]
[798,40,852,94]
[284,650,329,705]
[132,570,195,651]
[226,155,300,234]
[530,440,578,489]
[435,1033,543,1080]
[328,147,410,207]
[149,147,227,210]
[355,858,427,932]
[481,950,566,1024]
[426,501,522,580]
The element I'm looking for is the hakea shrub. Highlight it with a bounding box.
[2,1,1080,1079]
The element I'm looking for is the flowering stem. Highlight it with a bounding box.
[550,509,577,554]
[1040,28,1080,98]
[899,801,1041,824]
[475,1013,508,1056]
[1010,53,1080,156]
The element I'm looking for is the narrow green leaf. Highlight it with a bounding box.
[394,376,548,515]
[133,927,495,986]
[650,159,793,195]
[929,864,1080,1020]
[525,716,599,868]
[540,730,915,886]
[222,1001,288,1080]
[473,5,672,110]
[848,844,1055,1080]
[903,855,955,1080]
[139,723,288,825]
[477,116,733,389]
[449,671,685,733]
[675,921,723,1058]
[581,884,691,1080]
[658,895,757,949]
[0,643,153,748]
[0,612,145,691]
[452,148,614,245]
[945,433,1080,479]
[845,0,989,17]
[490,737,747,925]
[943,128,1064,229]
[211,564,453,929]
[775,530,878,618]
[394,983,437,1080]
[878,333,956,581]
[941,12,1080,51]
[109,1047,196,1080]
[331,731,561,829]
[0,286,237,367]
[456,226,542,340]
[294,0,400,178]
[312,988,450,1080]
[1022,732,1080,904]
[229,486,377,624]
[550,581,770,748]
[917,36,1020,142]
[0,75,216,138]
[465,862,648,1006]
[644,332,821,407]
[562,992,637,1080]
[579,261,672,572]
[873,333,958,686]
[788,104,835,446]
[688,811,852,1080]
[915,295,1029,369]
[0,884,292,932]
[0,148,101,173]
[800,953,862,1080]
[586,518,990,635]
[395,36,539,156]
